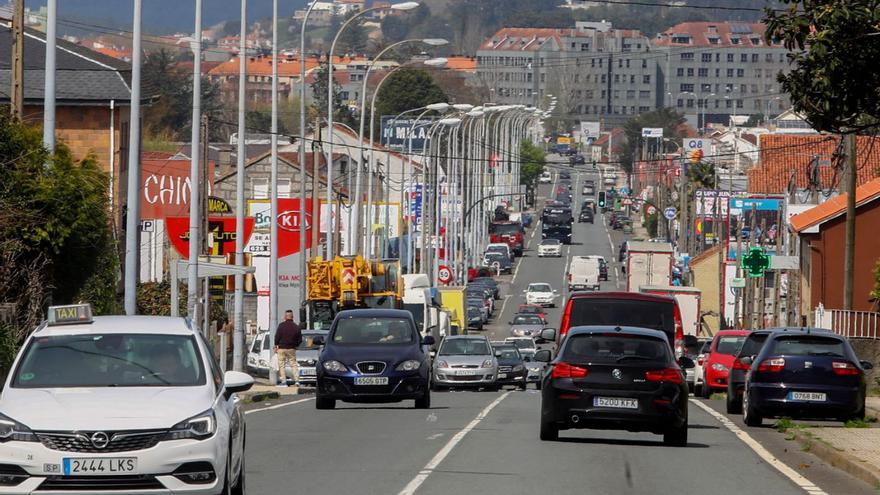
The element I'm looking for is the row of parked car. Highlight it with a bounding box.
[691,328,872,425]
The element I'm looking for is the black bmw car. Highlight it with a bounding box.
[537,326,693,445]
[315,309,434,410]
[493,344,528,390]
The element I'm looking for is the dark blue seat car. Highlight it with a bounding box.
[314,309,434,410]
[742,328,873,426]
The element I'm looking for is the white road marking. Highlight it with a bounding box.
[426,433,444,441]
[245,397,314,415]
[398,392,513,495]
[690,399,828,495]
[497,294,512,320]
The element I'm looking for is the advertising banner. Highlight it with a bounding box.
[141,157,214,219]
[381,116,434,151]
[165,217,254,258]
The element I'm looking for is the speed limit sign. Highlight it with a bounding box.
[438,265,453,284]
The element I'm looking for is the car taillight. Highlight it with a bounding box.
[559,304,571,340]
[697,357,704,366]
[732,358,750,371]
[832,361,861,376]
[758,358,785,373]
[645,368,683,384]
[672,303,684,358]
[552,362,588,379]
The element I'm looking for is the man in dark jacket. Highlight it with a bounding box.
[274,309,302,386]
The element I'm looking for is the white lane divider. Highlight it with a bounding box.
[690,399,828,495]
[398,391,512,495]
[245,397,314,415]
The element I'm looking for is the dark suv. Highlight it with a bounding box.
[315,309,434,410]
[537,326,693,445]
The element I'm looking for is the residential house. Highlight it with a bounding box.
[0,23,135,225]
[790,178,880,321]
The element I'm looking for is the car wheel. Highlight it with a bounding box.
[540,420,559,441]
[726,390,742,414]
[694,382,702,397]
[700,378,712,399]
[518,380,527,391]
[535,381,542,390]
[315,396,336,410]
[663,420,688,447]
[415,389,431,409]
[742,391,762,427]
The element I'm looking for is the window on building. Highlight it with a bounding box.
[731,37,741,45]
[701,53,712,62]
[626,90,636,98]
[591,58,596,67]
[727,53,734,62]
[715,68,720,77]
[642,59,647,68]
[708,37,720,45]
[740,53,748,62]
[736,99,743,109]
[680,83,694,92]
[687,68,694,77]
[715,53,720,62]
[680,52,694,61]
[527,73,532,82]
[614,74,620,83]
[677,98,684,107]
[698,68,708,77]
[601,74,606,83]
[581,43,590,51]
[630,75,635,83]
[686,99,694,108]
[621,106,627,115]
[727,68,734,77]
[626,59,631,68]
[252,178,269,199]
[643,75,651,84]
[639,106,650,112]
[714,100,720,108]
[701,83,712,92]
[765,53,774,63]
[740,84,747,93]
[676,68,684,77]
[672,35,691,44]
[737,68,745,77]
[540,73,545,83]
[618,59,623,68]
[726,99,733,108]
[754,69,762,78]
[752,53,759,62]
[751,84,758,93]
[639,90,650,98]
[754,99,763,109]
[601,90,606,98]
[725,83,734,92]
[613,90,620,99]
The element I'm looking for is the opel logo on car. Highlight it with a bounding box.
[90,432,110,449]
[612,369,622,380]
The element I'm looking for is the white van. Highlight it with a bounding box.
[485,242,514,261]
[567,256,601,291]
[539,171,552,183]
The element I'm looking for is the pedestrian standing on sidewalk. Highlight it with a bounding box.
[274,309,302,387]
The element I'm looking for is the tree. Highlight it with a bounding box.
[309,63,358,128]
[619,107,687,175]
[334,12,369,55]
[519,140,546,186]
[764,0,880,133]
[744,113,765,127]
[373,69,448,133]
[688,160,716,190]
[0,110,118,370]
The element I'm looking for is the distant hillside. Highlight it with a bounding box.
[24,0,309,35]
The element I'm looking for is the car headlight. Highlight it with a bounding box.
[437,360,449,368]
[258,359,269,367]
[481,359,494,368]
[513,365,524,372]
[711,363,728,372]
[396,360,421,371]
[0,413,37,443]
[166,410,216,441]
[298,359,316,366]
[323,360,347,372]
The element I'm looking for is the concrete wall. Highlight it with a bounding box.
[850,339,880,393]
[691,245,721,334]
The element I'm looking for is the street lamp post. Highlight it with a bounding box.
[232,0,247,370]
[298,0,318,301]
[325,1,419,259]
[187,0,204,330]
[352,39,447,256]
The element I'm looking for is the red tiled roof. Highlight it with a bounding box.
[790,177,880,232]
[481,28,566,52]
[445,56,477,72]
[654,22,782,49]
[748,134,880,194]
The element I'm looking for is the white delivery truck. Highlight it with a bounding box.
[567,256,601,292]
[639,286,702,337]
[402,274,450,347]
[625,241,674,292]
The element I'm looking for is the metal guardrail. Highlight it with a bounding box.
[825,309,880,339]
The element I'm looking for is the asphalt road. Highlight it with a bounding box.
[241,165,875,495]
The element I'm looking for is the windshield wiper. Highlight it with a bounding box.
[807,351,842,356]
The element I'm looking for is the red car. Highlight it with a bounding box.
[517,304,547,324]
[698,329,751,398]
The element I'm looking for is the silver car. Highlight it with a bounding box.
[295,330,329,386]
[508,313,546,337]
[432,335,498,391]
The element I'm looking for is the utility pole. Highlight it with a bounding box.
[843,133,857,311]
[10,0,24,122]
[772,206,783,327]
[312,119,322,254]
[123,0,143,315]
[42,0,56,153]
[232,0,247,371]
[679,156,688,254]
[757,218,767,328]
[188,0,204,331]
[745,204,757,328]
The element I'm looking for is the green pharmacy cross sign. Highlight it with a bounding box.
[741,247,771,278]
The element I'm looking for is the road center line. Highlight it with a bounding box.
[690,399,827,495]
[398,391,512,495]
[245,397,314,415]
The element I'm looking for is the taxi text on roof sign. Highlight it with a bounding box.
[47,304,93,326]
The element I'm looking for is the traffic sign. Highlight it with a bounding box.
[341,268,356,285]
[438,265,453,284]
[663,207,677,220]
[730,277,746,288]
[741,247,771,277]
[622,198,633,206]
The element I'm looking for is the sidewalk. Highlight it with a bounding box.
[867,396,880,417]
[790,425,880,488]
[238,379,315,403]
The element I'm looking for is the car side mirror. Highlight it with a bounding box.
[422,335,436,346]
[534,350,552,362]
[539,328,557,342]
[678,356,695,369]
[860,360,874,370]
[313,336,325,346]
[740,356,753,366]
[508,321,513,325]
[223,371,254,398]
[495,351,502,357]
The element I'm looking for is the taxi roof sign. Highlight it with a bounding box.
[47,304,93,326]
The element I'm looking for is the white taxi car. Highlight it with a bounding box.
[524,283,558,307]
[537,239,563,258]
[0,304,253,494]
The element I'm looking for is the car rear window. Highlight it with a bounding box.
[737,333,769,357]
[568,299,674,337]
[768,335,846,357]
[714,336,746,355]
[562,333,670,364]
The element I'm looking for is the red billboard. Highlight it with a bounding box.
[165,217,255,258]
[141,157,215,219]
[247,198,317,258]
